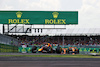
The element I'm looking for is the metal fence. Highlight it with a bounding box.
[0,34,19,46]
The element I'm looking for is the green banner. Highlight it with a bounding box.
[18,47,100,54]
[18,47,32,53]
[0,11,78,24]
[0,43,18,53]
[79,48,100,53]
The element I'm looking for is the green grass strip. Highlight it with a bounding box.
[0,54,100,58]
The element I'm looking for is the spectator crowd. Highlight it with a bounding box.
[17,36,100,46]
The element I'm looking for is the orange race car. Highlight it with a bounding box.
[67,47,79,54]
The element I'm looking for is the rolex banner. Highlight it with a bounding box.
[0,11,78,24]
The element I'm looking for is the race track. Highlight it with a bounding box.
[0,61,100,67]
[0,53,100,67]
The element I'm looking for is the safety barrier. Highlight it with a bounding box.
[0,34,19,46]
[18,45,100,54]
[79,48,100,54]
[19,46,41,53]
[0,43,18,53]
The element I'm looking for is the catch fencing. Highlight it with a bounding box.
[0,34,18,53]
[0,34,19,46]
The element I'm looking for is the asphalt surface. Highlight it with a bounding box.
[0,53,61,55]
[0,57,100,61]
[0,61,100,67]
[0,53,100,67]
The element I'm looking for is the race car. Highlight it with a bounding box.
[67,47,79,54]
[38,43,54,53]
[56,45,62,54]
[31,46,37,53]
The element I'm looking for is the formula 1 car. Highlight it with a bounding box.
[31,46,37,53]
[56,46,62,54]
[67,47,79,54]
[38,43,54,53]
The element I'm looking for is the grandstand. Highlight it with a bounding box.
[8,35,100,46]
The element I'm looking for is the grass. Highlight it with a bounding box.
[0,54,100,58]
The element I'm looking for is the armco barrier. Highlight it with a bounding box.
[18,47,32,53]
[79,48,99,54]
[18,46,41,53]
[18,45,100,54]
[0,43,18,53]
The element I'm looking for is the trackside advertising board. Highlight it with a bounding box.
[0,11,78,24]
